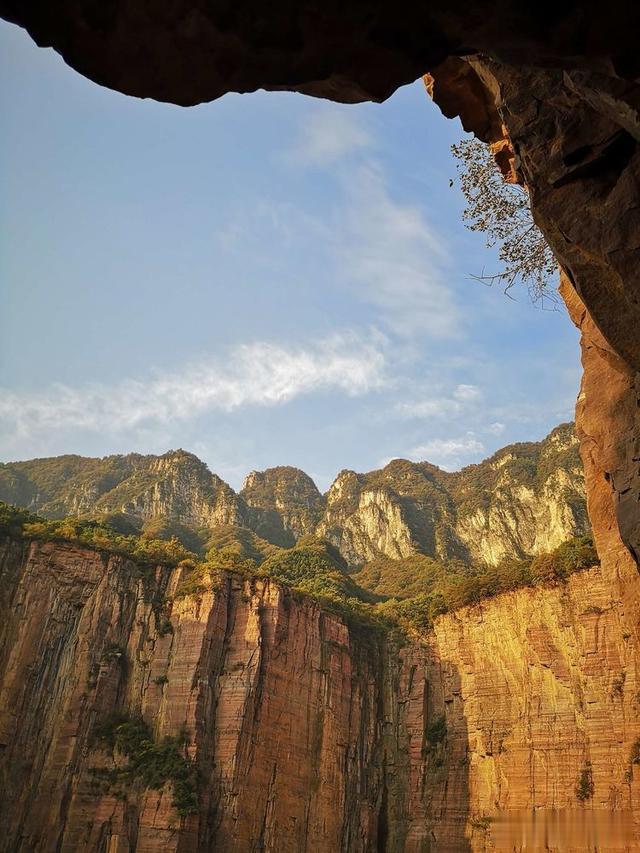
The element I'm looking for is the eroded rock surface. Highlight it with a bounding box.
[2,2,640,105]
[1,536,640,851]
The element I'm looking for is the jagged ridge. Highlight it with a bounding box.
[0,422,587,567]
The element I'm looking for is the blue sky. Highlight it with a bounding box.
[0,21,581,491]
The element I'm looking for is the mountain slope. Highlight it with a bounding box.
[240,466,325,547]
[0,423,587,567]
[316,423,586,566]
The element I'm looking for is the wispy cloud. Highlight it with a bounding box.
[0,332,386,440]
[409,432,485,470]
[337,161,459,338]
[395,383,482,419]
[289,108,371,166]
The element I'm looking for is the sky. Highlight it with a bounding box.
[0,21,581,491]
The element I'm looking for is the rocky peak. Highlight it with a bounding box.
[325,470,364,509]
[240,466,324,547]
[0,423,588,568]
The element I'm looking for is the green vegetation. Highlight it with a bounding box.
[447,423,583,518]
[0,502,34,537]
[0,501,599,639]
[353,554,468,600]
[425,714,447,748]
[140,516,204,554]
[470,816,493,832]
[91,715,197,817]
[240,467,324,546]
[259,538,355,599]
[257,538,393,634]
[0,502,196,567]
[575,761,594,801]
[0,425,587,574]
[202,524,279,564]
[363,535,598,634]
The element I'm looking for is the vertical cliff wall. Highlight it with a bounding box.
[427,566,640,850]
[0,537,432,852]
[2,537,640,851]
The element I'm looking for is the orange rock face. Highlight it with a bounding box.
[2,537,640,851]
[0,538,420,851]
[427,566,640,850]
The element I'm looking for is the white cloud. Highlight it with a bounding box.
[395,384,481,420]
[409,432,485,470]
[338,162,459,338]
[0,332,386,440]
[290,108,371,166]
[488,421,506,435]
[453,384,481,402]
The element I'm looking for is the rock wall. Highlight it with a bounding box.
[0,537,425,852]
[428,567,640,850]
[318,429,587,568]
[2,536,640,851]
[428,56,640,579]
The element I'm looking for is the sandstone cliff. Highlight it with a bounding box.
[1,535,639,852]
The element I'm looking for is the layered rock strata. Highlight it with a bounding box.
[2,536,640,851]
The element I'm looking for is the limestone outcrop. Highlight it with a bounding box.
[0,425,587,568]
[319,425,587,567]
[240,466,324,546]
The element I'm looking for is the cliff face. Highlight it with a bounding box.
[427,567,640,849]
[0,425,587,569]
[317,468,421,565]
[451,425,589,566]
[318,424,587,567]
[0,536,424,853]
[2,536,639,852]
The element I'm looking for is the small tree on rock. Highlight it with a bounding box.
[451,136,557,305]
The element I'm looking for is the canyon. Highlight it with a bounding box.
[4,2,640,849]
[1,527,639,851]
[0,425,636,850]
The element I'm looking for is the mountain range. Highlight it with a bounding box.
[0,422,587,569]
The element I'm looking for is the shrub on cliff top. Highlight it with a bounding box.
[0,502,38,536]
[0,501,197,568]
[0,501,600,641]
[258,539,360,601]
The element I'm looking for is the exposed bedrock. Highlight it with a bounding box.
[2,3,640,106]
[2,538,640,851]
[427,56,640,582]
